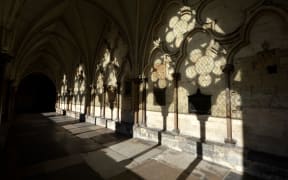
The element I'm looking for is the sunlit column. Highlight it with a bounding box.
[74,94,77,112]
[63,92,67,110]
[172,73,180,134]
[223,64,236,144]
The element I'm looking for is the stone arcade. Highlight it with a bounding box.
[1,0,288,179]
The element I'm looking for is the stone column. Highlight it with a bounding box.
[99,94,102,117]
[172,73,180,134]
[0,53,11,125]
[69,90,72,111]
[133,78,141,127]
[1,80,17,124]
[7,82,16,123]
[85,85,92,116]
[116,82,121,121]
[102,85,107,119]
[92,93,96,116]
[57,94,60,109]
[141,77,148,127]
[223,64,236,144]
[64,93,67,110]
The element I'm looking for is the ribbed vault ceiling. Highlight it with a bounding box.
[0,0,163,85]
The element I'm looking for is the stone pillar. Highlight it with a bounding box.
[133,78,141,127]
[116,82,121,121]
[107,86,117,120]
[57,94,60,109]
[1,80,17,124]
[0,53,11,125]
[99,94,102,117]
[172,73,180,134]
[85,85,92,115]
[64,93,67,110]
[69,90,73,111]
[102,85,107,119]
[92,93,96,116]
[141,77,148,127]
[223,64,236,144]
[74,94,77,113]
[7,82,16,123]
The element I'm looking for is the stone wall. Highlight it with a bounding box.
[142,0,288,158]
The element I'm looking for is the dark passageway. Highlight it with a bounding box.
[15,73,56,113]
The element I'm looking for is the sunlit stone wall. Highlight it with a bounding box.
[144,0,288,154]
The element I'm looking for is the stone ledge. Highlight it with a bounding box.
[134,127,243,172]
[65,110,79,120]
[107,119,116,130]
[95,117,106,127]
[85,115,95,124]
[161,131,243,172]
[133,126,161,144]
[115,121,133,137]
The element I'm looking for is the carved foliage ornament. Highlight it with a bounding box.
[151,54,174,88]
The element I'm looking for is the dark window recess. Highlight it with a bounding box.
[124,81,132,96]
[266,64,277,74]
[154,88,166,106]
[188,89,211,115]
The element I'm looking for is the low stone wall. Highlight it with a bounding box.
[65,110,79,120]
[55,108,62,114]
[145,111,243,146]
[133,126,161,144]
[134,126,243,172]
[161,131,243,172]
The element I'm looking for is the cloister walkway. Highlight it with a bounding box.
[1,113,248,180]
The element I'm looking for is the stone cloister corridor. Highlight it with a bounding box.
[1,0,288,179]
[1,113,250,179]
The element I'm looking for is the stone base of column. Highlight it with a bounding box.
[171,128,180,135]
[79,113,86,122]
[224,138,236,146]
[114,118,120,122]
[140,122,146,128]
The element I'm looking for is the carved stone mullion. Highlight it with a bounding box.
[223,64,236,145]
[172,73,181,134]
[141,77,148,127]
[116,82,121,121]
[133,78,141,127]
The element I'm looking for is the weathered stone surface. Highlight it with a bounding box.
[133,127,161,144]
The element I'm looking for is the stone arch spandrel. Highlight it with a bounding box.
[177,30,227,118]
[228,6,288,64]
[153,1,197,54]
[198,0,261,36]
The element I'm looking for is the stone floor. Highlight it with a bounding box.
[1,112,247,180]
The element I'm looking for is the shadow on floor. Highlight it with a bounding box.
[1,113,146,180]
